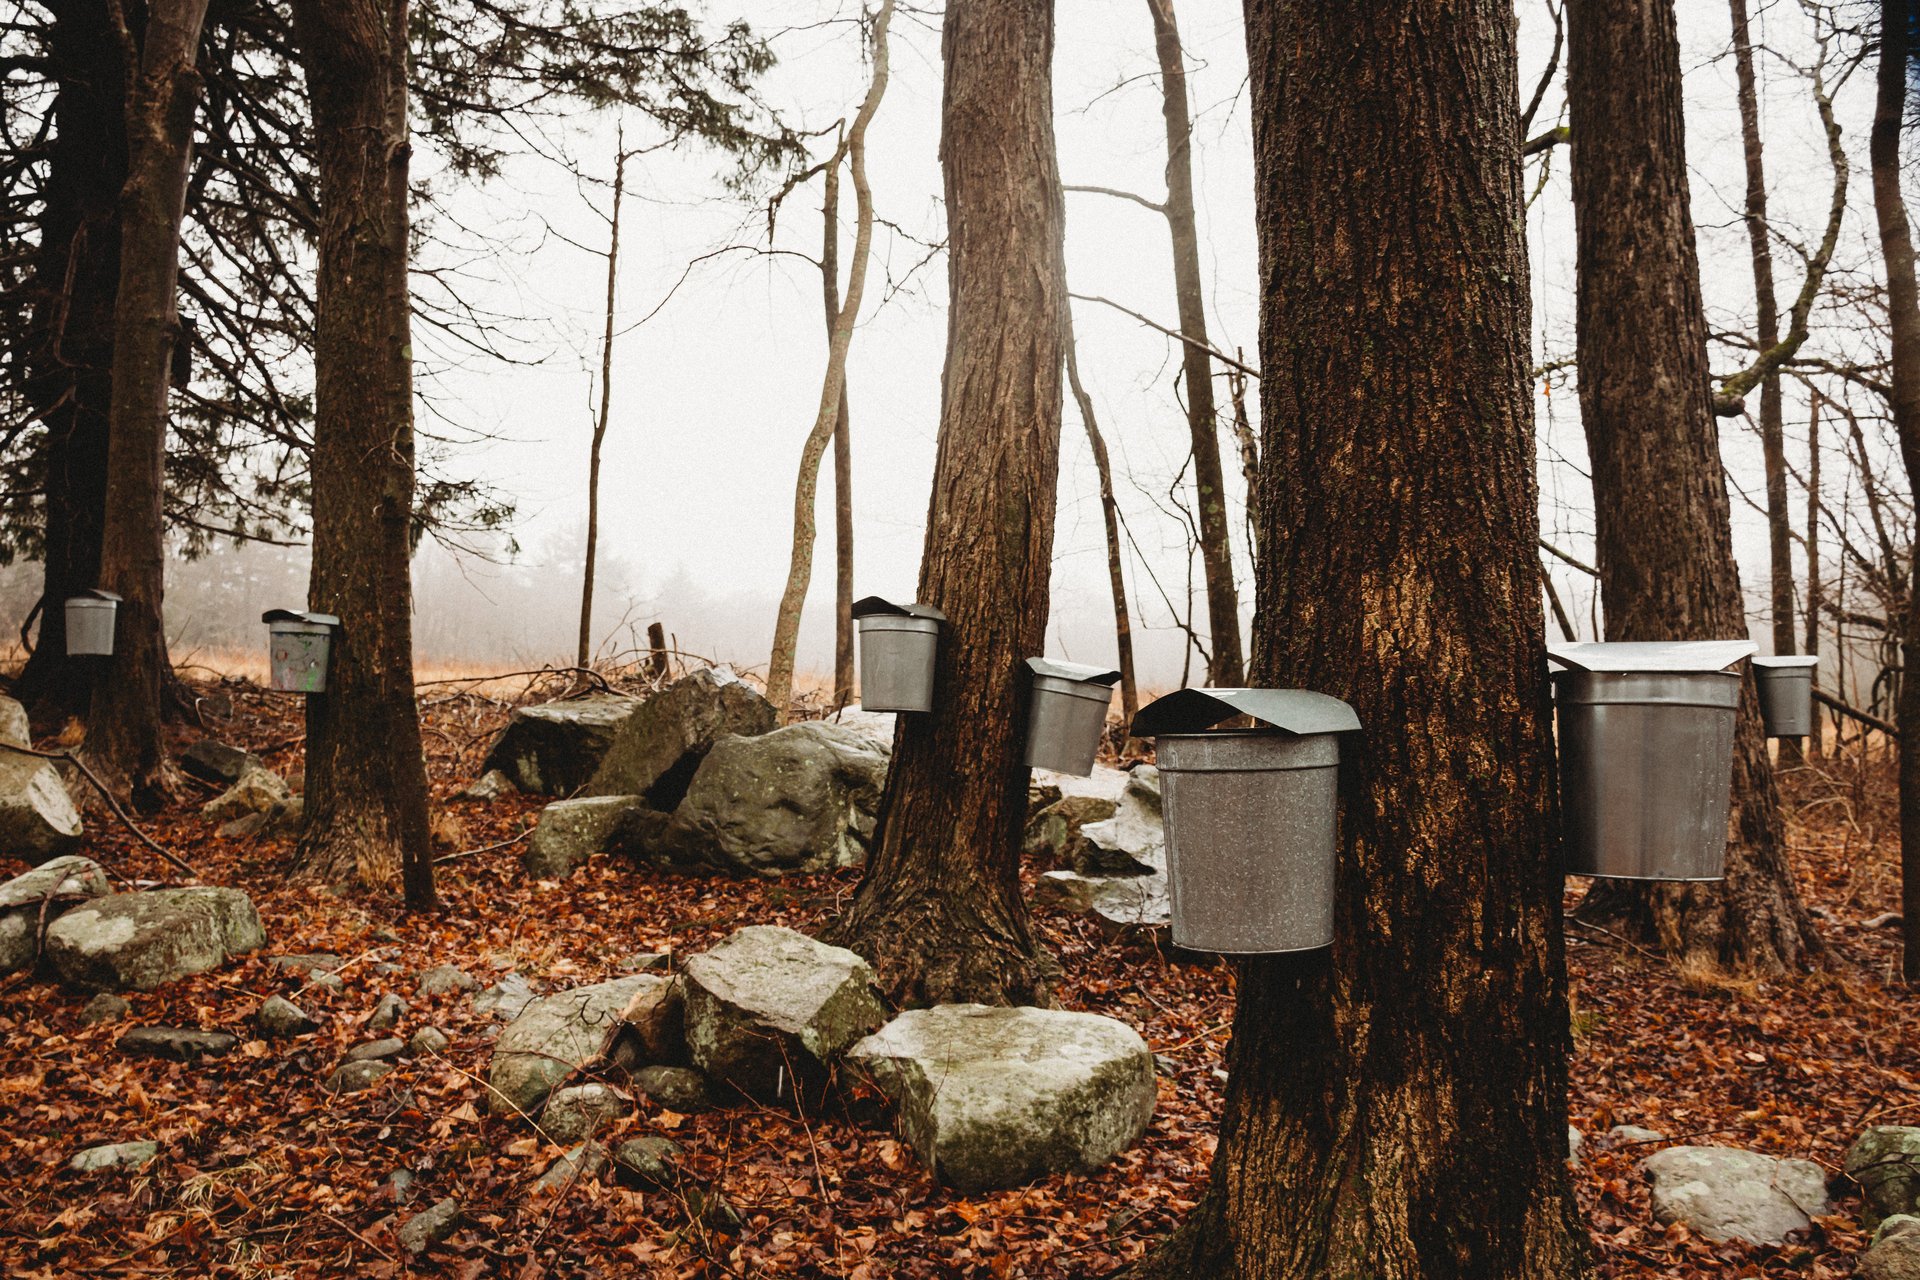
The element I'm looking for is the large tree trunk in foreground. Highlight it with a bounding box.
[1147,0,1241,686]
[1566,0,1812,974]
[88,0,209,807]
[290,0,435,908]
[832,0,1066,1007]
[1132,2,1586,1275]
[13,2,127,722]
[1870,0,1920,983]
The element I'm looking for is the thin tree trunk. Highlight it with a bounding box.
[830,0,1067,1007]
[578,138,626,669]
[1131,0,1586,1273]
[823,136,856,712]
[1806,394,1824,756]
[765,1,892,721]
[1566,0,1813,974]
[289,0,435,909]
[89,0,209,807]
[1869,0,1920,983]
[1147,0,1241,686]
[1063,299,1138,727]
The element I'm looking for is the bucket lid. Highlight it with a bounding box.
[69,588,122,603]
[851,595,947,623]
[1131,687,1361,737]
[1026,657,1122,686]
[1752,654,1819,670]
[262,608,342,628]
[1547,640,1757,673]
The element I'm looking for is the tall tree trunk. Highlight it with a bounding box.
[1806,394,1824,756]
[765,1,892,721]
[1131,0,1586,1274]
[1147,0,1241,686]
[578,140,625,670]
[14,1,127,722]
[88,0,209,807]
[1063,299,1139,727]
[1869,0,1920,983]
[289,0,435,909]
[1729,0,1798,699]
[830,0,1066,1008]
[1565,0,1813,974]
[823,141,857,712]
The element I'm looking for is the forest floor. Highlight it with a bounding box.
[0,667,1908,1278]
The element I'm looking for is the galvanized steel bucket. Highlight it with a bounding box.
[1751,654,1818,738]
[263,609,340,694]
[64,589,121,656]
[852,596,945,713]
[1132,688,1361,954]
[1549,640,1756,881]
[1023,657,1121,776]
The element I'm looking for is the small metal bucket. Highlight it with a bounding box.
[852,596,945,713]
[1752,655,1818,738]
[263,609,339,694]
[1023,658,1120,775]
[1554,669,1740,880]
[64,590,121,656]
[1156,731,1339,953]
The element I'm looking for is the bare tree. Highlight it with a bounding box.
[578,134,627,669]
[824,130,857,711]
[1063,298,1138,727]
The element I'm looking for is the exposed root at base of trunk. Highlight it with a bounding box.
[826,896,1055,1009]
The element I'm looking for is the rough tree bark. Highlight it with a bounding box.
[1567,0,1814,973]
[14,2,127,721]
[1147,0,1241,686]
[1806,394,1824,756]
[578,138,626,670]
[289,0,435,908]
[830,0,1066,1007]
[87,0,210,807]
[1130,0,1586,1273]
[1869,0,1920,982]
[824,138,856,711]
[764,0,892,720]
[1063,299,1138,728]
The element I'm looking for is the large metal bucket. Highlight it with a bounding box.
[1155,730,1339,954]
[857,616,939,712]
[1752,656,1817,738]
[1554,669,1739,880]
[64,593,119,656]
[1024,675,1113,775]
[268,621,334,693]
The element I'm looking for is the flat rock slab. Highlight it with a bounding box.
[1850,1126,1920,1226]
[1034,869,1170,935]
[180,740,263,786]
[487,974,661,1116]
[1643,1145,1830,1245]
[583,669,775,808]
[481,695,641,796]
[847,1004,1156,1193]
[118,1026,238,1062]
[47,888,265,992]
[0,855,110,975]
[681,926,885,1103]
[0,746,83,862]
[524,796,644,879]
[70,1140,158,1172]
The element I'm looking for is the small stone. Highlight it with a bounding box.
[1153,1054,1178,1077]
[325,1059,394,1093]
[409,1026,451,1057]
[612,1136,683,1190]
[1863,1215,1920,1280]
[690,1187,744,1232]
[372,961,402,977]
[1643,1145,1829,1245]
[1609,1124,1668,1145]
[69,1140,158,1173]
[530,1141,609,1196]
[269,952,343,976]
[180,740,263,786]
[1569,1127,1585,1166]
[633,1065,713,1113]
[345,1037,406,1063]
[396,1196,462,1256]
[79,994,129,1026]
[542,1083,631,1144]
[201,766,293,824]
[309,971,345,995]
[417,964,478,997]
[487,975,659,1116]
[455,769,518,802]
[388,1168,415,1204]
[118,1026,238,1062]
[617,952,670,973]
[255,995,317,1039]
[368,992,409,1032]
[472,973,538,1021]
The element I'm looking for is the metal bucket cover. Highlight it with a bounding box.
[1548,639,1757,673]
[850,596,947,623]
[1132,687,1360,738]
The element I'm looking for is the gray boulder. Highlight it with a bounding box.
[46,887,265,992]
[0,855,110,975]
[0,738,83,862]
[486,974,661,1116]
[255,995,317,1038]
[634,723,889,874]
[0,695,28,747]
[326,1060,394,1093]
[397,1197,462,1256]
[1864,1216,1920,1280]
[681,926,885,1102]
[202,766,293,824]
[1034,869,1170,935]
[825,707,897,749]
[632,1065,712,1112]
[582,668,775,808]
[846,1004,1156,1193]
[472,973,539,1021]
[417,963,478,996]
[180,740,263,787]
[542,1082,630,1144]
[70,1140,159,1172]
[1851,1127,1920,1226]
[524,795,644,879]
[1075,767,1163,875]
[1642,1145,1829,1245]
[480,695,642,796]
[119,1026,238,1061]
[530,1141,608,1195]
[80,994,129,1025]
[410,1026,451,1057]
[345,1037,406,1063]
[368,992,409,1032]
[612,1136,683,1189]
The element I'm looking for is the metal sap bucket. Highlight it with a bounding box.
[1023,657,1121,775]
[851,596,945,713]
[1752,654,1818,738]
[64,589,122,656]
[1133,688,1360,954]
[1549,640,1756,881]
[263,609,340,693]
